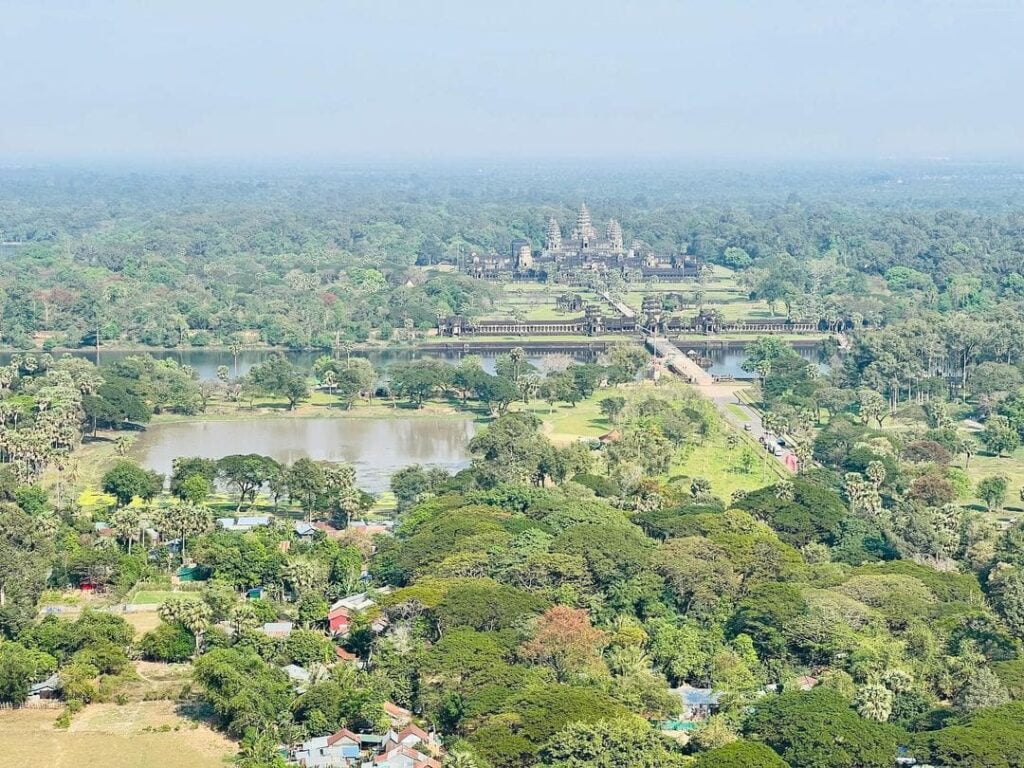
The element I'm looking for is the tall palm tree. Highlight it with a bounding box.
[281,559,318,597]
[231,602,260,636]
[111,506,140,555]
[855,682,893,723]
[160,597,213,653]
[321,369,337,396]
[155,503,212,565]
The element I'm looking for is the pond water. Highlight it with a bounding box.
[132,416,477,493]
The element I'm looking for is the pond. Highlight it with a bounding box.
[131,416,478,493]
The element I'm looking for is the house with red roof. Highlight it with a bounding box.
[373,745,442,768]
[383,701,412,728]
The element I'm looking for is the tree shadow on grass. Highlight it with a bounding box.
[175,698,220,730]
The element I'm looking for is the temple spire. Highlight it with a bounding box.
[574,203,596,248]
[545,217,562,251]
[607,219,623,251]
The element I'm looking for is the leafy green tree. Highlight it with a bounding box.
[170,457,219,499]
[0,640,57,704]
[158,595,213,652]
[391,465,431,509]
[856,389,889,428]
[109,505,140,555]
[956,666,1010,712]
[192,647,292,737]
[297,592,329,628]
[82,379,151,433]
[470,685,628,768]
[855,682,893,722]
[137,622,194,662]
[0,505,55,634]
[217,454,280,510]
[746,689,900,768]
[247,354,309,409]
[286,458,327,520]
[538,719,687,767]
[154,503,212,564]
[914,701,1024,768]
[283,629,333,665]
[982,415,1020,457]
[469,412,552,486]
[389,359,452,405]
[978,475,1009,511]
[599,396,626,422]
[238,729,290,768]
[435,580,546,633]
[693,741,789,768]
[101,461,162,506]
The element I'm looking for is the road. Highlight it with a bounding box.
[647,333,795,472]
[599,291,636,318]
[698,381,795,472]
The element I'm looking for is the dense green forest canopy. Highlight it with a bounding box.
[2,163,1024,349]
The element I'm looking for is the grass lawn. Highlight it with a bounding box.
[0,701,234,768]
[961,440,1024,518]
[129,590,200,606]
[519,392,611,444]
[670,429,784,500]
[524,382,782,499]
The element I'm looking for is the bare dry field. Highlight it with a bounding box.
[0,700,235,768]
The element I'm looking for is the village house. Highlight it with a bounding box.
[27,673,61,702]
[371,745,441,768]
[672,684,722,722]
[288,724,444,768]
[291,727,362,767]
[328,590,391,636]
[348,520,394,537]
[314,521,345,539]
[282,663,312,693]
[334,646,364,667]
[383,701,412,729]
[217,515,271,532]
[380,725,442,758]
[259,621,294,639]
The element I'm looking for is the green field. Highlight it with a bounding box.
[486,265,782,326]
[521,383,781,499]
[129,590,200,605]
[519,392,611,444]
[670,428,784,500]
[962,439,1024,519]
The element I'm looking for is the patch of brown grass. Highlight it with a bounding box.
[0,701,234,768]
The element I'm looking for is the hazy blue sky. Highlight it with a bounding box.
[2,0,1022,161]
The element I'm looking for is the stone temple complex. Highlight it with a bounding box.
[464,203,700,284]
